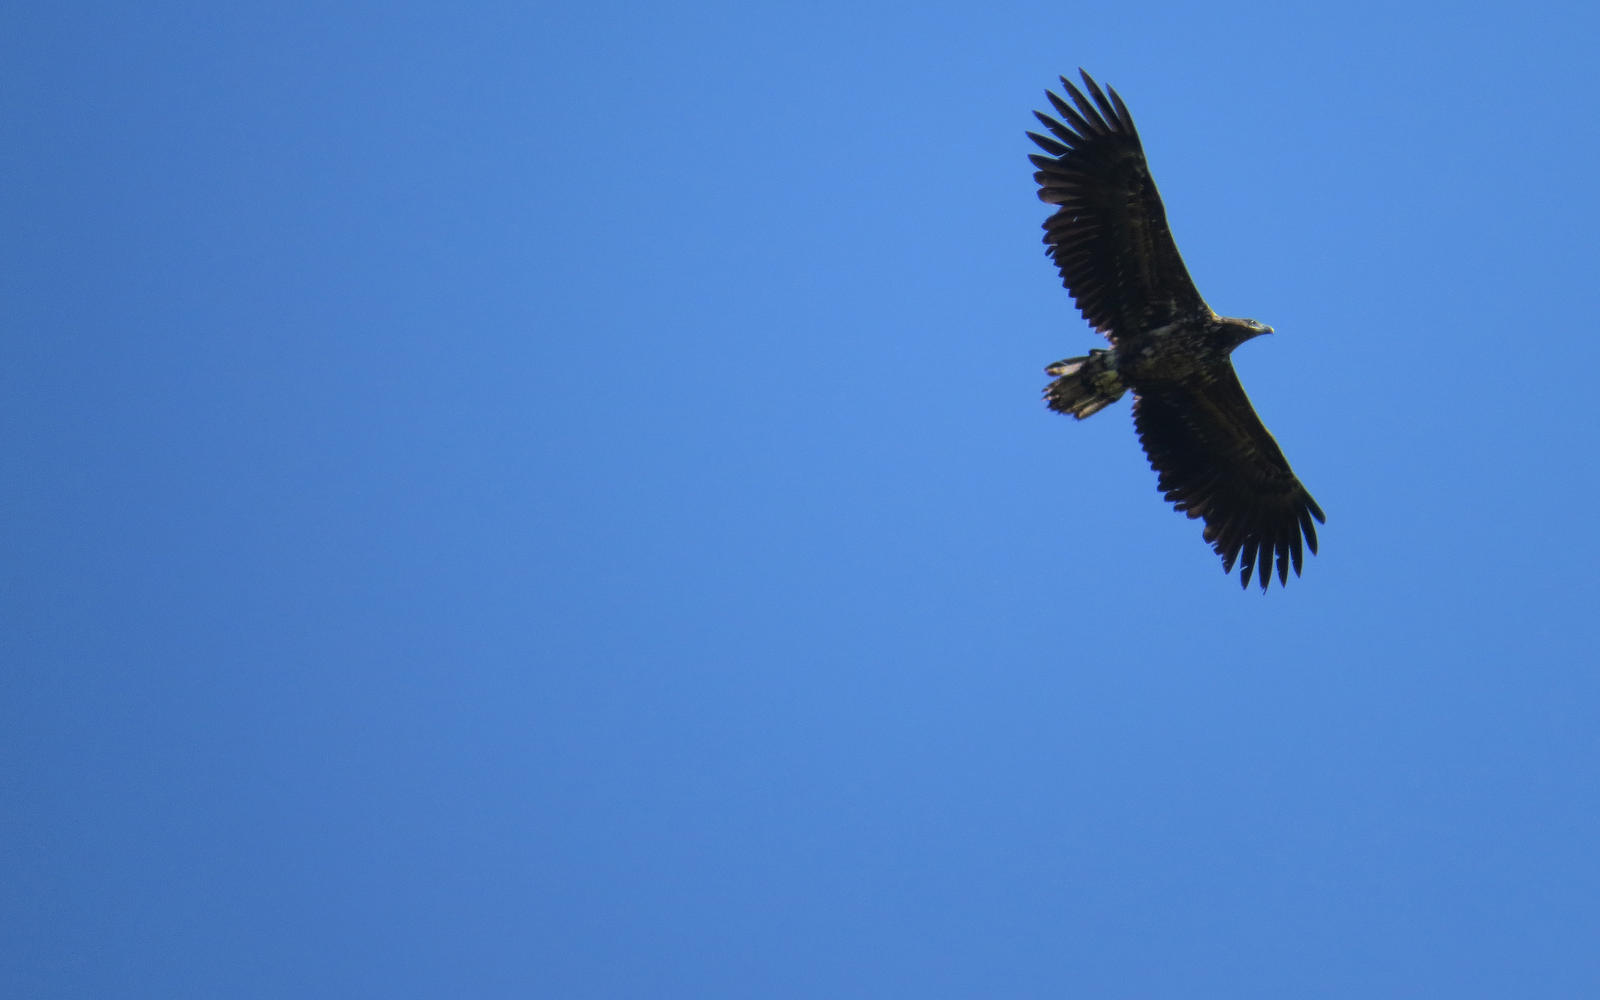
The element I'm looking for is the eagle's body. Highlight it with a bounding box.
[1029,71,1324,590]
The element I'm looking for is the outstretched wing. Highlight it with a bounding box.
[1027,70,1207,342]
[1131,368,1325,590]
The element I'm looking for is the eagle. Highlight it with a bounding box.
[1028,70,1324,590]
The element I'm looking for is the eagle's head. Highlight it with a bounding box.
[1220,316,1274,351]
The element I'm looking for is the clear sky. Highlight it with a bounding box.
[7,1,1600,996]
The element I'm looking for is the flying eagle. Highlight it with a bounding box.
[1029,70,1324,590]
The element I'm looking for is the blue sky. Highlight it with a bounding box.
[6,1,1600,996]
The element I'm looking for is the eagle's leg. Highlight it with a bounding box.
[1044,348,1125,419]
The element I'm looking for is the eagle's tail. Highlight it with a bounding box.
[1044,349,1125,420]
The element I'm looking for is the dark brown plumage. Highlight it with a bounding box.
[1028,70,1324,590]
